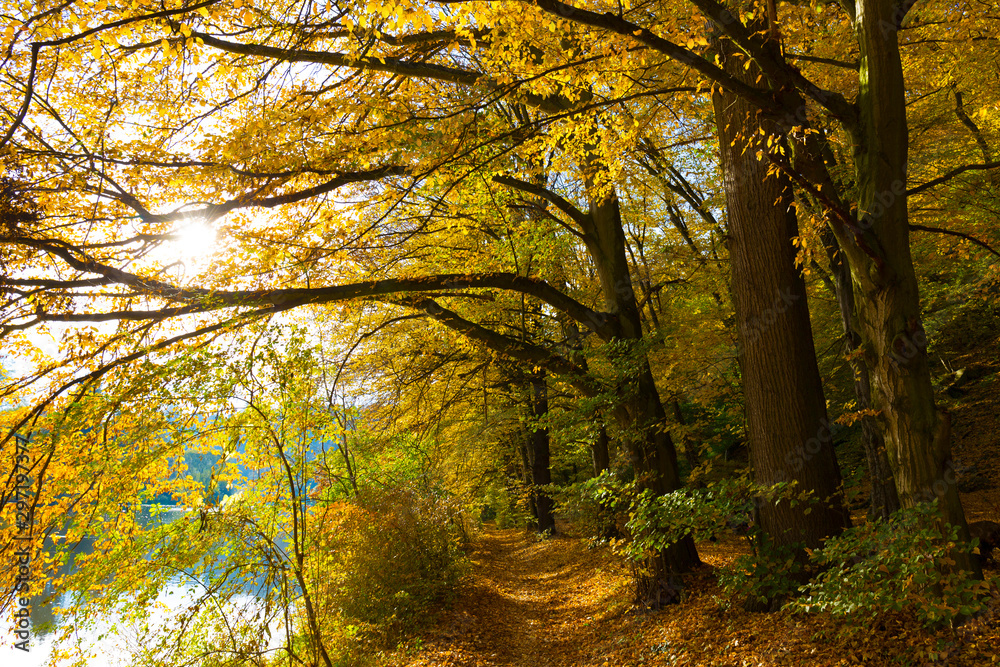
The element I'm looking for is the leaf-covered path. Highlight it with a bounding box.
[389,525,1000,667]
[391,526,627,667]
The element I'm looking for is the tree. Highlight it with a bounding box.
[711,29,849,549]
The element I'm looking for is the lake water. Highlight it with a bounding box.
[2,506,288,666]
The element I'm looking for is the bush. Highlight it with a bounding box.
[309,485,467,643]
[717,533,806,610]
[620,478,803,562]
[584,478,988,626]
[788,501,989,627]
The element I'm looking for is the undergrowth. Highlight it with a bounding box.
[556,474,991,629]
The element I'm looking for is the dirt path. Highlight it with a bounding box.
[388,524,1000,667]
[390,527,627,667]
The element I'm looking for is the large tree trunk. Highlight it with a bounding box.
[712,39,850,549]
[845,0,979,574]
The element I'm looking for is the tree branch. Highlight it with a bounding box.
[524,0,781,115]
[909,224,1000,258]
[191,30,575,114]
[954,89,995,165]
[104,164,412,224]
[907,162,1000,197]
[786,53,859,70]
[405,297,602,397]
[1,245,616,339]
[492,174,591,229]
[1,0,224,149]
[684,0,857,123]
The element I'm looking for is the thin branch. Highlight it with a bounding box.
[907,162,1000,197]
[2,246,615,339]
[1,310,256,452]
[909,224,1000,258]
[1,0,224,148]
[786,53,859,70]
[954,89,995,165]
[104,164,412,224]
[0,45,38,149]
[402,297,601,397]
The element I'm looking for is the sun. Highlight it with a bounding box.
[155,220,218,273]
[173,220,217,258]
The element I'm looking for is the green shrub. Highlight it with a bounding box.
[586,477,988,626]
[616,479,821,610]
[788,501,989,627]
[481,477,533,529]
[620,478,803,561]
[717,533,806,610]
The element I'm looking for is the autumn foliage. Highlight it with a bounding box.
[2,0,1000,664]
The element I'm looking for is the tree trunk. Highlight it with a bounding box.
[592,426,611,476]
[529,371,556,534]
[818,225,901,521]
[581,175,701,596]
[499,148,701,592]
[712,39,850,549]
[847,0,979,574]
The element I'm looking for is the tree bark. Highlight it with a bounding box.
[845,0,979,574]
[531,0,978,573]
[712,38,850,549]
[529,370,556,534]
[818,225,901,521]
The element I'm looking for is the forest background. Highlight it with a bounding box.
[1,0,1000,664]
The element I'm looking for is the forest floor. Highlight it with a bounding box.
[387,524,1000,667]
